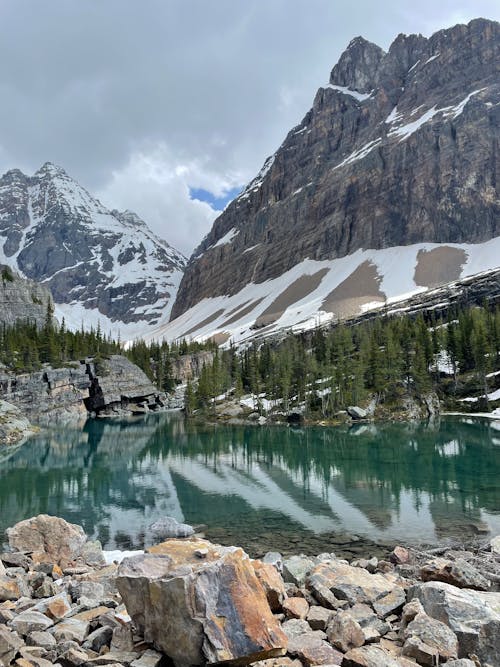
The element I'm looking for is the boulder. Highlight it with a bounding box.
[410,580,500,665]
[148,516,195,541]
[390,546,410,565]
[347,406,368,420]
[402,611,458,664]
[252,560,287,612]
[6,515,87,567]
[326,611,365,652]
[282,555,316,586]
[306,561,398,606]
[420,557,490,591]
[9,611,54,636]
[282,597,309,620]
[306,606,332,631]
[490,535,500,555]
[286,633,343,665]
[0,625,25,665]
[117,538,287,666]
[342,645,416,666]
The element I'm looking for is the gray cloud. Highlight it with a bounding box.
[0,0,498,255]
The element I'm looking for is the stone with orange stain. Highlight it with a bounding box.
[31,592,72,620]
[282,597,309,620]
[252,560,287,612]
[118,538,287,667]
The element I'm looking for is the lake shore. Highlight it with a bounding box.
[1,514,500,666]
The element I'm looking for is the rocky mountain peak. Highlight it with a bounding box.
[329,36,385,92]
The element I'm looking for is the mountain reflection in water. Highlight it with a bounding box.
[1,413,499,555]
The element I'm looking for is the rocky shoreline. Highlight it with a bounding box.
[1,515,499,667]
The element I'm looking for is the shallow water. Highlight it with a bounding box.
[1,413,499,558]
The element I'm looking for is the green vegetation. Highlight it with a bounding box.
[189,301,500,418]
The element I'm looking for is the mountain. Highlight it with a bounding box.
[0,163,186,337]
[162,18,499,346]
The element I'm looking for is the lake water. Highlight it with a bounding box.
[1,413,499,558]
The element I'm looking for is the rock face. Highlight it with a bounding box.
[166,19,499,345]
[0,163,186,337]
[116,538,287,666]
[0,264,51,327]
[0,399,34,446]
[0,354,163,423]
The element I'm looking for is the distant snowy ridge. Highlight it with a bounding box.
[0,163,187,338]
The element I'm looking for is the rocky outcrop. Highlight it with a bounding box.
[170,350,215,383]
[0,355,164,423]
[0,400,35,446]
[0,163,186,336]
[0,264,51,327]
[117,538,287,666]
[171,18,499,334]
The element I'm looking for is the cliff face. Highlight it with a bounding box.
[170,19,499,330]
[0,264,52,327]
[0,163,186,337]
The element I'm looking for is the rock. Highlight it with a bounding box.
[10,610,55,635]
[263,552,283,572]
[1,553,31,570]
[342,645,417,667]
[83,626,114,652]
[307,561,397,606]
[372,587,406,618]
[390,546,410,565]
[117,538,287,666]
[252,560,287,612]
[52,618,90,644]
[443,660,478,666]
[326,611,365,652]
[25,631,57,648]
[0,574,27,601]
[283,597,309,620]
[15,651,55,667]
[59,645,92,666]
[148,516,195,540]
[306,606,332,631]
[0,399,34,446]
[81,541,106,568]
[410,581,500,665]
[110,626,135,652]
[420,557,490,591]
[281,619,319,640]
[347,406,368,420]
[286,633,343,665]
[348,603,390,638]
[130,649,163,667]
[283,555,316,586]
[402,611,458,664]
[0,625,25,665]
[490,535,500,555]
[7,515,87,567]
[400,598,424,629]
[31,592,72,620]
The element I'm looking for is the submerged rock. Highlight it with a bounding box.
[117,538,287,666]
[148,516,195,541]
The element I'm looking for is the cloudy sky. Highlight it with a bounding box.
[0,1,498,256]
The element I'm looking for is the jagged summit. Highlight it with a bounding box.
[162,18,499,346]
[0,163,187,337]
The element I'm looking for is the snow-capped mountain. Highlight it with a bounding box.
[0,162,186,337]
[159,18,499,346]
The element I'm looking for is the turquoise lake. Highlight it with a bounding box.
[1,413,499,558]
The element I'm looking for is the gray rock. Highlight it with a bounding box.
[83,626,114,652]
[263,552,283,572]
[410,580,500,666]
[0,399,34,446]
[149,516,195,540]
[326,611,365,652]
[420,557,490,591]
[81,540,106,568]
[343,645,416,666]
[347,406,368,420]
[306,561,397,606]
[282,555,316,586]
[306,605,332,631]
[52,618,91,644]
[0,625,25,665]
[372,587,406,618]
[131,649,164,667]
[402,611,458,664]
[10,610,55,635]
[26,630,57,648]
[490,535,500,555]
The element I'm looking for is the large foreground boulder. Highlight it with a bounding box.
[6,514,87,568]
[410,581,500,665]
[116,538,287,667]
